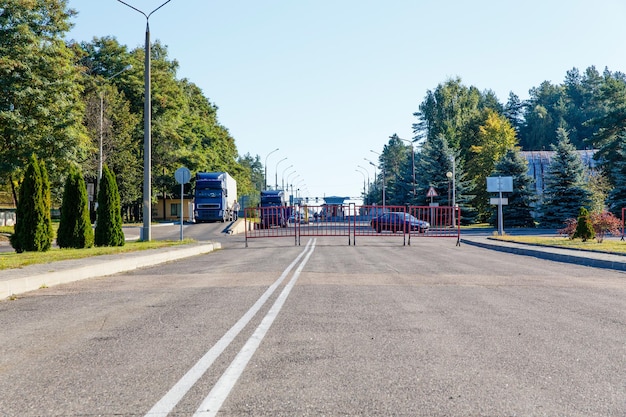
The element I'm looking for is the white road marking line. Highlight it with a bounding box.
[193,239,317,417]
[144,240,314,417]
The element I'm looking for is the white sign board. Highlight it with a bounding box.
[490,197,508,205]
[486,176,513,192]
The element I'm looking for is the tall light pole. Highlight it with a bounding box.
[357,165,371,203]
[369,150,386,210]
[450,154,456,226]
[393,135,416,198]
[275,157,287,190]
[116,0,172,241]
[355,169,366,203]
[281,165,293,190]
[264,148,279,190]
[98,65,132,190]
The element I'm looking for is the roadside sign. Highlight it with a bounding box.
[486,176,513,192]
[175,166,191,184]
[490,197,508,205]
[426,186,438,197]
[174,166,191,241]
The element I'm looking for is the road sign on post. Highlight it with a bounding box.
[175,167,191,241]
[487,176,513,236]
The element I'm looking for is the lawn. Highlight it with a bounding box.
[0,239,194,270]
[493,235,626,254]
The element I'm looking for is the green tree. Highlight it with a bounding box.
[414,135,476,223]
[539,129,592,227]
[606,137,626,216]
[572,207,595,242]
[467,109,518,218]
[57,166,94,249]
[0,0,88,203]
[518,81,566,150]
[490,149,537,228]
[413,77,483,150]
[10,155,53,252]
[95,165,125,247]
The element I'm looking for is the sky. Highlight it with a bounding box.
[66,0,626,199]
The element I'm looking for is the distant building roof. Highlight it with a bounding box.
[520,149,598,194]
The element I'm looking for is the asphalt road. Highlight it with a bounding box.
[0,231,625,416]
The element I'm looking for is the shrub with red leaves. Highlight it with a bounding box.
[590,211,622,243]
[558,211,622,243]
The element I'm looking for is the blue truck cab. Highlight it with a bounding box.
[194,172,237,223]
[260,190,289,228]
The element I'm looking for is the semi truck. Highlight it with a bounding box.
[193,172,237,223]
[260,189,289,228]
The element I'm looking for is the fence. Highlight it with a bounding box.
[245,205,460,246]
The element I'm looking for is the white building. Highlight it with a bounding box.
[520,149,598,195]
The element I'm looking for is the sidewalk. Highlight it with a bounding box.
[0,241,221,300]
[461,235,626,272]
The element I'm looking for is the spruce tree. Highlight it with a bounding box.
[607,136,626,217]
[490,148,537,227]
[58,166,94,249]
[95,165,125,247]
[10,155,52,252]
[414,134,477,223]
[539,128,592,227]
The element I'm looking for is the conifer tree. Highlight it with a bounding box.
[95,165,125,247]
[539,128,592,227]
[10,155,52,252]
[414,134,476,223]
[58,166,94,249]
[572,207,595,241]
[490,149,537,227]
[607,134,626,216]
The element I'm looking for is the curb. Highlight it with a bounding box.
[460,238,626,272]
[1,242,221,300]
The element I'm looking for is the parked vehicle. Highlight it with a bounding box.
[260,190,289,228]
[194,172,237,223]
[288,211,308,224]
[370,212,429,233]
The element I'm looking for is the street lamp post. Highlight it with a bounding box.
[448,154,456,226]
[369,150,386,210]
[264,148,279,190]
[355,169,366,203]
[98,65,132,189]
[275,157,287,190]
[116,0,172,241]
[281,165,293,190]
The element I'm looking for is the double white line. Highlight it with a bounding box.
[145,239,317,417]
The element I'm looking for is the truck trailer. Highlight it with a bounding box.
[194,172,237,223]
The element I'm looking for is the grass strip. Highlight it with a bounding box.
[0,239,195,270]
[493,235,626,254]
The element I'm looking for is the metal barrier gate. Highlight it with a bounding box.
[245,205,460,246]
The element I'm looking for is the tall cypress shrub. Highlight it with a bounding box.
[10,155,52,252]
[95,165,125,247]
[58,166,94,249]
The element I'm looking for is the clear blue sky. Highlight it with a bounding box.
[66,0,626,199]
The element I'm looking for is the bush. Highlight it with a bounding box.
[10,155,53,252]
[57,166,94,249]
[590,211,622,243]
[558,209,621,243]
[572,207,595,242]
[94,165,125,247]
